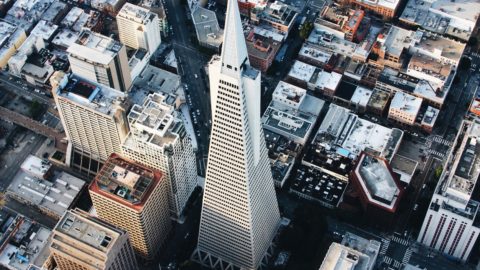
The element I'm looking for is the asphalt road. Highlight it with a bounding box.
[163,0,212,161]
[0,72,54,106]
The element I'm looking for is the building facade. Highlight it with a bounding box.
[121,93,198,220]
[50,71,130,175]
[67,30,132,92]
[89,154,171,260]
[50,208,138,270]
[192,0,281,268]
[418,120,480,261]
[117,3,161,55]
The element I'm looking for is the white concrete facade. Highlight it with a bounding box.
[418,120,480,261]
[193,0,281,268]
[121,93,198,220]
[117,3,161,55]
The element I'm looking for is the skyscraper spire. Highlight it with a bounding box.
[192,0,281,269]
[220,0,249,75]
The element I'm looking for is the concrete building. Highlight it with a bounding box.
[388,92,423,125]
[400,0,480,41]
[298,43,333,69]
[50,71,130,175]
[67,30,132,92]
[89,154,171,260]
[418,120,480,262]
[245,28,281,72]
[251,1,297,37]
[121,93,198,220]
[192,0,281,268]
[347,0,400,18]
[4,0,54,33]
[90,0,125,16]
[0,20,26,69]
[0,212,52,270]
[50,209,138,270]
[319,242,373,270]
[262,81,324,144]
[350,152,404,225]
[117,3,161,55]
[191,7,223,50]
[6,155,85,219]
[140,0,168,36]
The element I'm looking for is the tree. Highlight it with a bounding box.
[434,165,443,179]
[28,100,42,119]
[299,22,314,40]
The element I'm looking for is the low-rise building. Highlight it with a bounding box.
[6,155,85,219]
[0,20,26,69]
[400,0,480,41]
[245,28,281,72]
[251,1,297,37]
[90,0,126,16]
[366,89,390,115]
[347,0,400,18]
[349,86,372,113]
[388,91,423,125]
[0,211,52,270]
[421,106,439,133]
[192,7,223,50]
[298,43,333,69]
[262,81,325,144]
[4,0,54,33]
[350,152,404,225]
[264,130,300,188]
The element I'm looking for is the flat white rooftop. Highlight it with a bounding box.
[288,60,316,82]
[350,86,372,107]
[390,91,422,116]
[319,242,371,270]
[315,71,342,90]
[118,3,156,24]
[67,30,123,65]
[299,43,332,65]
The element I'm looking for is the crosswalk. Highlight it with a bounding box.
[472,52,480,59]
[383,256,392,264]
[431,136,453,146]
[403,248,413,264]
[392,235,409,245]
[393,260,402,269]
[426,149,445,158]
[380,238,390,255]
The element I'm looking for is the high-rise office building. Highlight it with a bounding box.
[121,93,197,220]
[89,153,171,260]
[192,0,281,268]
[67,30,132,92]
[117,3,161,55]
[50,208,138,270]
[418,120,480,262]
[50,71,130,175]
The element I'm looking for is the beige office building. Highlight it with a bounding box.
[50,71,130,175]
[50,208,138,270]
[67,30,132,92]
[89,154,172,260]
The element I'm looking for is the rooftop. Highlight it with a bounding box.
[54,209,124,252]
[291,164,348,208]
[350,86,372,107]
[131,64,182,104]
[319,242,371,270]
[52,29,79,49]
[315,70,342,91]
[443,121,480,203]
[125,92,180,149]
[410,30,465,64]
[264,130,299,186]
[117,3,157,25]
[8,155,85,218]
[390,91,422,116]
[354,153,402,210]
[89,154,162,211]
[245,29,281,62]
[29,20,58,41]
[20,155,51,178]
[400,0,480,40]
[380,26,414,57]
[0,20,25,59]
[376,67,419,94]
[5,0,54,32]
[40,1,66,22]
[55,72,128,116]
[341,232,381,270]
[192,7,223,48]
[390,154,418,184]
[408,53,453,83]
[272,80,307,106]
[260,1,297,30]
[421,106,439,126]
[308,28,357,57]
[367,89,389,111]
[288,60,317,82]
[354,0,400,10]
[0,215,51,270]
[67,30,124,65]
[298,43,332,65]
